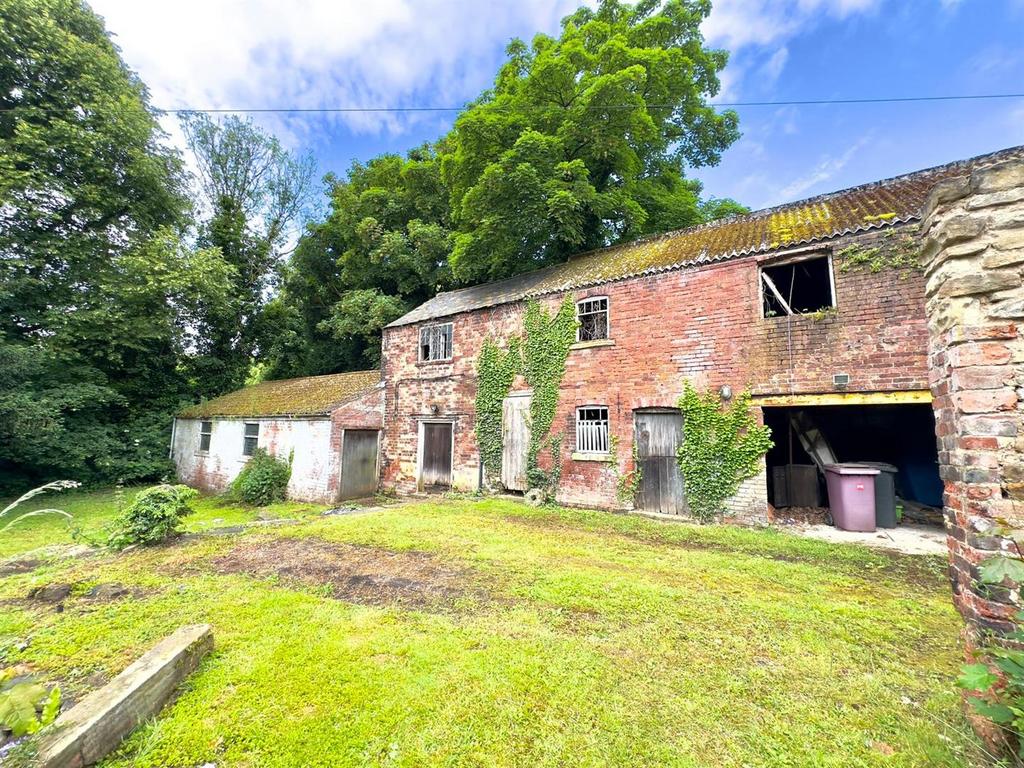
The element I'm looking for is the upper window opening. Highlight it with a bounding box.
[760,254,835,318]
[419,323,453,362]
[242,422,259,456]
[199,420,212,452]
[576,297,609,341]
[576,406,610,454]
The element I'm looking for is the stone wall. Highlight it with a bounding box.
[381,224,932,516]
[919,157,1024,640]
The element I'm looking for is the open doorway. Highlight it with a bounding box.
[762,403,943,528]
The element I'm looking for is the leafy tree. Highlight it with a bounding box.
[181,113,316,395]
[270,146,452,374]
[441,0,742,283]
[0,0,233,491]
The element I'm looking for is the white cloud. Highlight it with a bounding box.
[776,135,871,201]
[760,47,789,84]
[702,0,882,51]
[90,0,580,145]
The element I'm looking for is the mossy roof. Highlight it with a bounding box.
[179,370,381,419]
[389,144,1024,328]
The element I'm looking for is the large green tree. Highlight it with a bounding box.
[181,114,316,396]
[268,146,452,375]
[442,0,741,283]
[0,0,233,490]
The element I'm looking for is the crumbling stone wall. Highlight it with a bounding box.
[919,157,1024,641]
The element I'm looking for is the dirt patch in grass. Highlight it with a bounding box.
[208,537,482,611]
[0,557,44,577]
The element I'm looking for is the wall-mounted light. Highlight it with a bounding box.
[719,385,733,401]
[430,404,440,415]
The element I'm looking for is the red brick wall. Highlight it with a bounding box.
[326,386,385,499]
[381,226,930,508]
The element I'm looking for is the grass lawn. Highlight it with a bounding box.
[0,489,985,767]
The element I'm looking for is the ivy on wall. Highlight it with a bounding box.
[474,297,577,492]
[475,337,522,484]
[606,435,643,506]
[522,298,577,487]
[836,226,922,278]
[676,382,773,523]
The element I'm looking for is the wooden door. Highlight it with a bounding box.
[339,430,379,500]
[635,411,687,515]
[421,422,453,489]
[501,394,531,491]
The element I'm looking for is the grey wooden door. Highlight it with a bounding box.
[635,411,687,515]
[421,422,453,488]
[340,430,379,500]
[501,394,531,491]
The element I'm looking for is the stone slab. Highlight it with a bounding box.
[35,624,213,768]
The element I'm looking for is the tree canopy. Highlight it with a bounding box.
[271,0,743,375]
[1,0,745,490]
[442,0,739,283]
[0,0,233,489]
[267,146,453,376]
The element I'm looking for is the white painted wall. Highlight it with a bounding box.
[172,417,335,502]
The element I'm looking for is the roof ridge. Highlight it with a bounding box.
[387,144,1024,328]
[245,368,380,387]
[561,143,1024,263]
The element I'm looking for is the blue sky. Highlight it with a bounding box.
[92,0,1024,212]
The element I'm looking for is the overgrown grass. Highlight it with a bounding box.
[0,493,984,767]
[0,487,325,559]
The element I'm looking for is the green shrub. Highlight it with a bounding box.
[958,553,1024,760]
[231,448,291,506]
[0,669,61,741]
[107,484,197,549]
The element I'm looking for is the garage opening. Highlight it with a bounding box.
[762,403,943,528]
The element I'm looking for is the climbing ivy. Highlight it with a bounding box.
[475,336,522,483]
[837,227,922,278]
[474,297,577,492]
[607,435,643,505]
[676,383,773,523]
[522,298,577,488]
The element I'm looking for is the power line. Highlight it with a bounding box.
[162,92,1024,112]
[1,92,1023,115]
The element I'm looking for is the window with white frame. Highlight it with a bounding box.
[199,420,212,452]
[242,422,259,456]
[575,406,610,454]
[576,297,609,341]
[419,323,453,361]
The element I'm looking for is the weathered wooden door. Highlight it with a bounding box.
[339,430,379,500]
[501,394,531,491]
[421,422,453,489]
[635,411,687,515]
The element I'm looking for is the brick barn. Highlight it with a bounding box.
[172,370,382,503]
[379,147,1024,521]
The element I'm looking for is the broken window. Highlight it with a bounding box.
[242,422,259,457]
[419,323,453,362]
[199,420,212,453]
[576,296,609,341]
[576,406,610,454]
[760,254,835,317]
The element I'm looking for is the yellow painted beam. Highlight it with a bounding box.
[753,390,932,407]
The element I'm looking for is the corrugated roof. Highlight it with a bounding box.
[179,370,381,418]
[390,145,1024,327]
